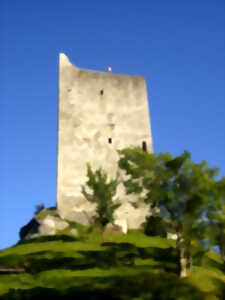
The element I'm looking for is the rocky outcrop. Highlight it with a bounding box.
[38,215,69,236]
[66,210,93,226]
[105,223,124,234]
[19,210,78,241]
[19,198,151,240]
[19,218,40,240]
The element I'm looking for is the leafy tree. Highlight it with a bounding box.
[118,148,218,277]
[207,177,225,262]
[82,163,120,243]
[144,214,167,238]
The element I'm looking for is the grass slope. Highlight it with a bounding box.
[0,228,224,300]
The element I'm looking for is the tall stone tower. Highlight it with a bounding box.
[57,53,153,230]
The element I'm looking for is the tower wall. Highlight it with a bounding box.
[57,53,153,226]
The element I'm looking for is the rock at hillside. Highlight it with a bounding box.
[167,233,178,240]
[19,199,150,241]
[114,219,127,234]
[66,210,91,226]
[19,218,40,240]
[39,216,69,236]
[106,223,124,234]
[70,228,78,236]
[19,211,70,240]
[59,198,97,226]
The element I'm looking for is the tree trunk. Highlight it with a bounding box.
[219,244,225,263]
[187,254,192,273]
[177,234,187,278]
[101,228,104,244]
[179,247,187,278]
[218,225,225,263]
[186,241,192,273]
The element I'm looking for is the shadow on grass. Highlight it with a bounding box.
[194,250,225,273]
[1,242,224,299]
[0,242,179,274]
[1,241,223,299]
[18,235,82,245]
[0,272,211,300]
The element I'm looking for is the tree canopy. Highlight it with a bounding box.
[118,147,221,276]
[82,163,120,242]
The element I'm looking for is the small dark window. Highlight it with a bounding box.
[142,141,147,152]
[108,138,112,144]
[100,90,104,95]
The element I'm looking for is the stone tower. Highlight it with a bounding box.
[57,53,153,230]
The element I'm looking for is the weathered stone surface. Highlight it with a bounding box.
[114,219,128,234]
[56,53,153,228]
[60,197,97,225]
[70,228,78,236]
[106,223,123,234]
[39,216,69,236]
[114,202,151,230]
[39,223,55,236]
[66,211,92,226]
[19,213,70,240]
[19,55,154,234]
[167,233,178,240]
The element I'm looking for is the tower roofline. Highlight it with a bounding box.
[59,53,145,79]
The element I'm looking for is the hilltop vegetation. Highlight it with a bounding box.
[0,227,224,299]
[1,148,224,299]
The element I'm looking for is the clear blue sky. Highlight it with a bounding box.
[0,0,224,249]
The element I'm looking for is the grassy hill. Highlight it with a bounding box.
[0,226,224,300]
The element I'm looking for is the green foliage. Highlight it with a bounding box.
[144,215,167,238]
[118,147,220,276]
[0,232,224,299]
[207,177,225,261]
[82,164,120,233]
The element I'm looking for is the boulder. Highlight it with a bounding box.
[70,228,78,236]
[39,216,69,236]
[167,233,178,240]
[66,211,91,226]
[114,219,127,234]
[106,223,123,234]
[19,212,70,240]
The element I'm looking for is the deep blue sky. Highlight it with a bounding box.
[0,0,224,249]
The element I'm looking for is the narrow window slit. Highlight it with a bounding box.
[100,90,104,95]
[142,141,147,152]
[108,138,112,144]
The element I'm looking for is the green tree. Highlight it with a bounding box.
[118,148,217,277]
[207,177,225,262]
[82,163,120,243]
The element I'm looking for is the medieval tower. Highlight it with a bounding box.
[57,53,153,231]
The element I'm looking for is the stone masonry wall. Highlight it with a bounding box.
[56,53,153,229]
